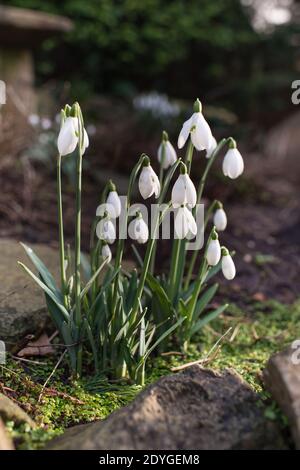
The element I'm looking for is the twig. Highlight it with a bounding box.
[38,350,67,403]
[12,356,49,365]
[161,351,185,357]
[171,327,232,372]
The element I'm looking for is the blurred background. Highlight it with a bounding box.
[0,0,299,303]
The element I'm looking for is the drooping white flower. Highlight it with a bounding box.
[106,190,121,218]
[138,161,160,199]
[96,218,116,244]
[57,116,78,156]
[174,206,197,239]
[101,243,112,262]
[206,136,217,158]
[177,99,213,151]
[221,249,236,280]
[213,206,227,231]
[206,232,221,266]
[222,139,244,179]
[171,168,197,209]
[157,132,177,170]
[57,113,89,157]
[129,214,149,244]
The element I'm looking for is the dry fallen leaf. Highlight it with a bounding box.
[17,333,54,357]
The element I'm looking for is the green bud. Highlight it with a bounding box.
[215,201,223,210]
[221,246,229,257]
[162,130,169,142]
[228,137,237,149]
[64,104,71,117]
[180,162,187,174]
[108,179,116,192]
[193,98,202,113]
[211,227,218,240]
[142,154,150,166]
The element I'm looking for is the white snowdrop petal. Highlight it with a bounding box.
[174,207,189,239]
[129,218,149,244]
[138,166,160,199]
[184,174,197,208]
[222,254,236,280]
[96,219,116,244]
[106,191,122,218]
[82,128,89,154]
[191,112,213,151]
[206,136,217,158]
[164,141,177,169]
[171,175,186,208]
[177,116,193,149]
[57,117,78,156]
[101,244,112,262]
[206,239,221,266]
[213,208,227,231]
[222,148,244,179]
[185,207,197,236]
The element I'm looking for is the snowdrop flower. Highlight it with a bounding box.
[206,229,221,266]
[106,182,121,218]
[171,164,197,209]
[129,213,149,244]
[222,138,244,179]
[178,99,213,151]
[221,247,236,280]
[213,203,227,231]
[206,136,217,158]
[57,106,89,156]
[138,157,160,199]
[41,118,52,130]
[175,205,197,240]
[96,217,116,244]
[157,131,177,170]
[101,243,112,262]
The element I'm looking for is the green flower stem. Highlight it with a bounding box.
[183,228,214,349]
[74,109,84,376]
[159,141,166,185]
[111,155,145,316]
[57,153,67,308]
[184,199,218,290]
[183,139,228,290]
[168,141,194,300]
[131,203,171,323]
[196,138,227,204]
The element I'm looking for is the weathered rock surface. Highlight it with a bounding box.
[0,393,35,428]
[0,239,59,348]
[0,417,14,450]
[47,366,285,450]
[264,345,300,449]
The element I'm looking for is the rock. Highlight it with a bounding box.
[47,366,284,450]
[264,346,300,449]
[0,393,35,428]
[0,417,14,450]
[0,239,60,349]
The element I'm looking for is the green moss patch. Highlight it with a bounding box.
[1,299,299,449]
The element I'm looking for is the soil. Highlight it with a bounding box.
[0,142,299,305]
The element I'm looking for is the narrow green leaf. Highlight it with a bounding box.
[18,262,69,322]
[190,304,229,337]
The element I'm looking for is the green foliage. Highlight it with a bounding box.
[2,0,298,116]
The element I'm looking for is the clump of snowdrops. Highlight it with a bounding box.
[19,99,244,385]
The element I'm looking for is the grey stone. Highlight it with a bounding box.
[264,345,300,449]
[0,239,59,349]
[0,393,35,428]
[47,366,285,450]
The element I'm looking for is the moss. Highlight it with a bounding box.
[1,299,299,449]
